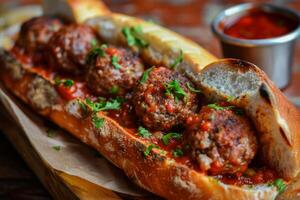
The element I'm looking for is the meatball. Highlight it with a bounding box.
[185,104,257,175]
[85,45,144,96]
[47,24,98,74]
[15,16,64,63]
[133,66,199,131]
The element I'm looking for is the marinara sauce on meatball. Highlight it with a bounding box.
[85,45,144,96]
[185,103,257,175]
[15,16,64,64]
[47,24,98,74]
[133,66,199,131]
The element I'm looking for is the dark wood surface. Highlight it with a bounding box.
[0,0,300,199]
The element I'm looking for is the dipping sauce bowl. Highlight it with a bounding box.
[212,3,300,89]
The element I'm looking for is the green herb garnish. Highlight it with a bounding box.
[54,77,62,85]
[138,126,152,138]
[46,129,56,138]
[144,144,160,157]
[111,55,122,70]
[186,82,201,93]
[170,50,183,68]
[164,80,187,102]
[86,46,106,63]
[52,145,61,151]
[140,67,153,84]
[207,103,234,111]
[85,98,121,112]
[173,148,184,157]
[110,85,119,94]
[227,96,235,102]
[162,132,182,145]
[63,79,74,87]
[92,114,105,129]
[91,38,98,47]
[77,100,87,114]
[273,179,286,194]
[122,26,148,48]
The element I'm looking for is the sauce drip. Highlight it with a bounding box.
[224,9,298,39]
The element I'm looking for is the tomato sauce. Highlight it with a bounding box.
[10,46,281,187]
[224,9,298,39]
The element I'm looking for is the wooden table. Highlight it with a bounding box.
[0,0,300,199]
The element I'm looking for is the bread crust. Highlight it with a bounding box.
[0,0,296,198]
[0,50,278,200]
[195,59,300,181]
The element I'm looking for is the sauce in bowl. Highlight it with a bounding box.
[223,9,298,39]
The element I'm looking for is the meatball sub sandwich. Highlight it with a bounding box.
[1,0,300,199]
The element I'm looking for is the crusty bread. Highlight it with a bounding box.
[0,0,297,199]
[0,48,278,200]
[193,59,300,180]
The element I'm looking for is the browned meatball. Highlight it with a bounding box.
[15,16,64,63]
[133,66,199,131]
[85,45,144,96]
[47,24,98,74]
[184,104,257,175]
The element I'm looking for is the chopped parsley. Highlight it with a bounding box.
[227,96,235,102]
[85,98,121,112]
[86,46,106,63]
[92,114,105,129]
[144,144,160,157]
[63,79,74,87]
[91,38,98,47]
[207,103,235,111]
[273,179,286,194]
[111,55,122,70]
[164,80,187,102]
[54,77,74,88]
[162,132,182,145]
[170,50,183,68]
[186,82,201,93]
[122,26,148,48]
[138,126,152,138]
[173,148,184,157]
[46,129,56,138]
[109,85,119,94]
[78,100,87,113]
[140,67,153,83]
[52,145,61,151]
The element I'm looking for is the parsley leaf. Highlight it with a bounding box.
[122,26,148,48]
[91,38,98,47]
[109,85,119,94]
[162,132,182,145]
[164,80,187,102]
[144,144,160,157]
[171,50,183,68]
[85,98,121,112]
[86,46,106,63]
[173,148,184,157]
[207,103,235,111]
[54,77,62,85]
[186,82,201,93]
[140,67,153,83]
[46,128,56,138]
[92,114,105,129]
[111,55,122,70]
[77,100,87,113]
[52,145,61,151]
[138,126,152,138]
[227,96,235,102]
[273,179,286,194]
[63,79,74,87]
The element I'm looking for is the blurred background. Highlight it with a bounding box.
[0,0,299,199]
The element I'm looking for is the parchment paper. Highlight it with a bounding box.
[0,84,148,197]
